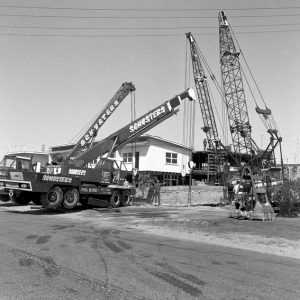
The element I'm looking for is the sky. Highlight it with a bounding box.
[0,0,300,164]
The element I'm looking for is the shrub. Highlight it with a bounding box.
[271,180,300,217]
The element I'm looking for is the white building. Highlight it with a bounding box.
[116,135,192,185]
[49,134,192,186]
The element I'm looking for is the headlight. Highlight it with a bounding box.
[20,183,29,189]
[0,181,4,186]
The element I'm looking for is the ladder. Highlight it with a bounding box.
[207,153,226,175]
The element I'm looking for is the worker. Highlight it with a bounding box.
[233,180,243,203]
[203,138,207,151]
[265,170,272,202]
[153,178,162,206]
[139,177,146,197]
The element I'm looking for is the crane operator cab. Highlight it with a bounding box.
[95,157,130,186]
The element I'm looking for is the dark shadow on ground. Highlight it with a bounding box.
[0,202,20,207]
[4,205,87,215]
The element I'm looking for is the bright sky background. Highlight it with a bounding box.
[0,0,299,164]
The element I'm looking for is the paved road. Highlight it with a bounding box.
[0,203,299,299]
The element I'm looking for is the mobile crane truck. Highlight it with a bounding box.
[0,88,196,210]
[0,82,135,205]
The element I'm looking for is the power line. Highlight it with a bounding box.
[0,23,300,31]
[0,28,299,38]
[1,13,300,19]
[1,4,300,11]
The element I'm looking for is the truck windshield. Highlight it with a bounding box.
[0,157,32,171]
[0,157,16,169]
[17,159,32,171]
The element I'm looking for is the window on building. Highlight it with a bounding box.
[123,152,133,163]
[166,152,177,164]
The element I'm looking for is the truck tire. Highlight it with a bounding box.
[121,190,132,206]
[10,193,31,205]
[41,186,63,209]
[110,190,121,208]
[0,194,10,202]
[62,188,79,210]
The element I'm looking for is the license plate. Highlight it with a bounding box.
[6,183,18,188]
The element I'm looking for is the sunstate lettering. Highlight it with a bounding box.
[129,106,166,133]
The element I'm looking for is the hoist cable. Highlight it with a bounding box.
[187,54,193,149]
[195,43,225,99]
[228,21,282,139]
[258,114,271,131]
[206,82,227,142]
[131,90,136,168]
[240,66,259,107]
[189,100,195,149]
[183,39,188,147]
[229,23,269,108]
[68,106,105,144]
[181,39,189,171]
[238,39,281,135]
[194,42,231,144]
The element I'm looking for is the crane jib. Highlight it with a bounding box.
[129,104,169,134]
[71,88,195,166]
[67,82,135,160]
[80,99,120,147]
[127,90,193,135]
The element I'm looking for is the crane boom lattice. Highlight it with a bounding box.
[186,32,219,149]
[219,11,253,156]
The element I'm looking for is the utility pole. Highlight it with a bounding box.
[297,137,300,164]
[188,161,195,206]
[188,171,192,206]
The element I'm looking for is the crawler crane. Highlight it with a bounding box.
[218,11,283,218]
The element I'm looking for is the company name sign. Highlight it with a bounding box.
[80,99,120,147]
[42,175,72,183]
[129,105,167,133]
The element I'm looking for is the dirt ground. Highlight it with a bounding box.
[2,199,300,260]
[48,198,300,261]
[121,204,300,260]
[2,201,299,300]
[2,184,300,261]
[130,185,300,261]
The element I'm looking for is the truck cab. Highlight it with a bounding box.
[0,155,33,203]
[0,153,49,204]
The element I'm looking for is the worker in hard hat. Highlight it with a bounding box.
[203,138,207,151]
